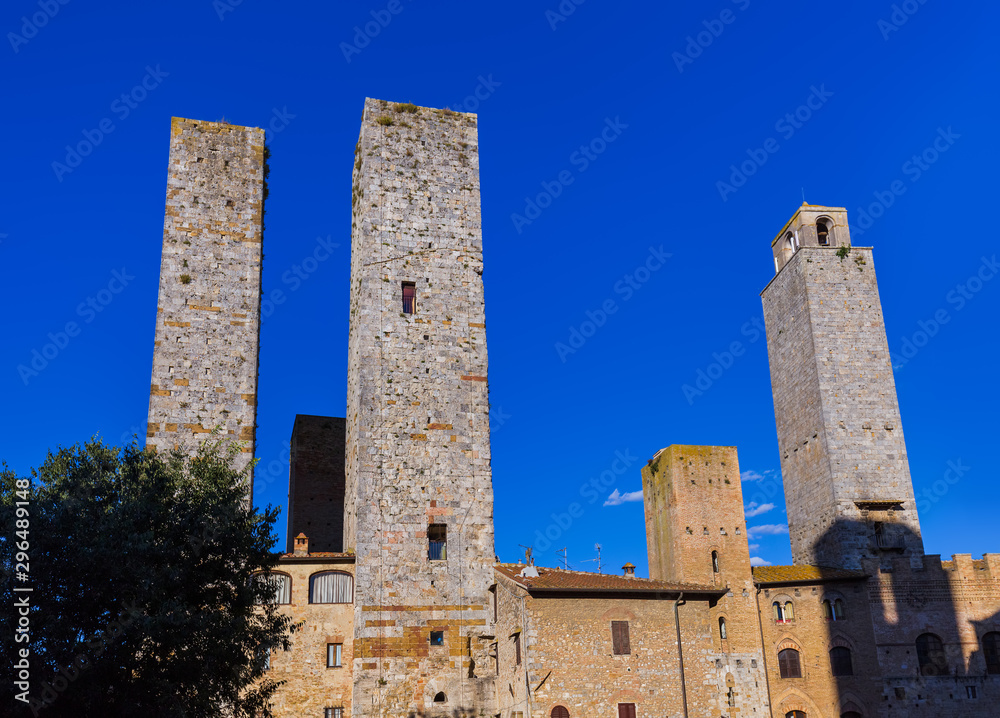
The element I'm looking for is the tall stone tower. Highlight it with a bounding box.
[345,99,495,716]
[146,118,265,480]
[642,445,770,713]
[761,204,923,569]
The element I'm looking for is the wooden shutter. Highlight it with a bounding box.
[612,621,631,655]
[514,633,521,665]
[551,707,569,718]
[617,703,636,718]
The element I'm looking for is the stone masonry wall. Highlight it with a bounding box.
[146,117,264,480]
[762,206,922,569]
[642,444,769,714]
[345,99,495,716]
[266,557,356,718]
[287,415,347,553]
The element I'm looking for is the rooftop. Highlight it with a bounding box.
[495,564,724,596]
[752,565,867,585]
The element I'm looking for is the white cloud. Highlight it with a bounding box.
[747,523,789,539]
[744,502,775,518]
[604,488,643,507]
[741,468,778,483]
[750,556,772,567]
[748,544,760,551]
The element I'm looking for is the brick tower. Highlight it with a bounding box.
[760,204,923,569]
[345,99,495,716]
[642,445,770,713]
[146,118,265,481]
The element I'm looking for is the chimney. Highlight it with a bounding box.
[622,562,636,578]
[294,533,309,556]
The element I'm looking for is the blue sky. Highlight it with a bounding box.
[2,0,998,574]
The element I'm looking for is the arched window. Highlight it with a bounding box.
[784,601,794,621]
[817,219,831,245]
[841,712,862,718]
[774,600,794,622]
[433,692,446,703]
[916,633,947,676]
[778,648,802,678]
[823,598,846,621]
[309,571,354,604]
[982,631,1000,674]
[773,601,784,622]
[785,712,806,718]
[712,551,720,573]
[254,572,291,605]
[551,706,570,718]
[830,646,853,676]
[719,617,727,640]
[782,233,795,261]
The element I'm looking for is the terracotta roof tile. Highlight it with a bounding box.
[752,565,867,584]
[277,551,355,560]
[494,564,721,595]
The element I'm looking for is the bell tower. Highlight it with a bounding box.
[761,204,923,569]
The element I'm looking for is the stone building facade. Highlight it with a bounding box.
[141,110,1000,717]
[146,117,265,479]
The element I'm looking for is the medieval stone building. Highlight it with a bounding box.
[144,103,1000,717]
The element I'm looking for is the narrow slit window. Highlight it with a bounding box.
[402,281,416,314]
[719,617,727,640]
[514,632,522,665]
[327,643,342,668]
[428,524,447,560]
[712,551,720,573]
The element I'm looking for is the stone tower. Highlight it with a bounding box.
[642,445,770,713]
[760,204,923,569]
[146,118,265,480]
[345,99,495,716]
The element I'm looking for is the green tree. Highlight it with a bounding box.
[0,438,295,717]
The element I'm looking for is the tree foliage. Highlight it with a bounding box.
[0,439,294,717]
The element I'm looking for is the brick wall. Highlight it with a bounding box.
[146,117,264,480]
[287,415,346,553]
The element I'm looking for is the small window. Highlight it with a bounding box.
[612,620,631,655]
[428,524,447,560]
[402,281,416,314]
[492,585,498,622]
[262,646,270,671]
[983,631,1000,674]
[433,692,446,703]
[325,708,343,718]
[830,646,853,676]
[551,707,569,718]
[727,687,736,707]
[514,632,521,665]
[774,600,793,622]
[784,601,795,621]
[834,599,845,620]
[841,712,862,718]
[785,712,806,718]
[712,551,720,573]
[967,685,978,699]
[617,704,636,718]
[255,572,291,605]
[778,648,802,678]
[916,633,947,676]
[430,631,444,646]
[327,643,342,668]
[309,571,353,604]
[817,219,830,246]
[719,617,727,640]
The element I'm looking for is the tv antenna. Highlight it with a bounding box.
[556,547,569,570]
[582,544,603,574]
[518,544,534,565]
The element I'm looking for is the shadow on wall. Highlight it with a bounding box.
[814,519,1000,717]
